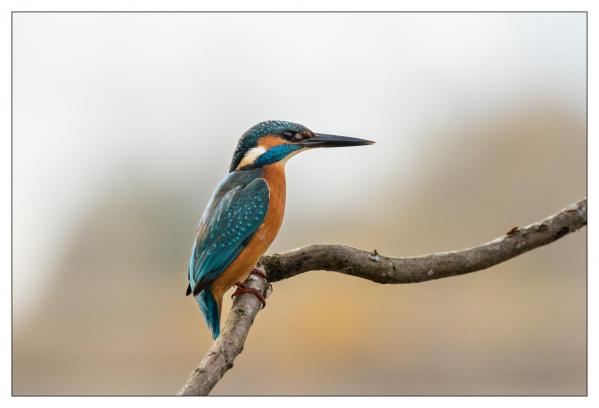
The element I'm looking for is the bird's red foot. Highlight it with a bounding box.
[231,283,266,308]
[250,268,268,281]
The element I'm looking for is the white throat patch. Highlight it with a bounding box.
[236,146,267,170]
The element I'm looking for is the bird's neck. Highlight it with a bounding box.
[261,162,286,201]
[261,163,287,230]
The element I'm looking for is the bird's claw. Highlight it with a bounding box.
[250,268,268,281]
[231,283,267,309]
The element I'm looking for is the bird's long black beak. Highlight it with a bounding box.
[302,133,374,148]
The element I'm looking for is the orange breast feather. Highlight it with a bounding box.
[211,164,286,305]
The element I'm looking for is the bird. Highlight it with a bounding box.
[186,120,374,339]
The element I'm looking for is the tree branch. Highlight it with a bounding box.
[178,270,271,396]
[178,198,586,395]
[263,199,587,284]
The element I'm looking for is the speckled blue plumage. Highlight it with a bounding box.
[189,168,270,339]
[254,144,303,167]
[229,120,308,171]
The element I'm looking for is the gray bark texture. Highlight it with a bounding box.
[178,198,586,396]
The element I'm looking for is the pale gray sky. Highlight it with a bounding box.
[13,13,586,319]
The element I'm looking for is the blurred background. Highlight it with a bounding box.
[12,12,586,395]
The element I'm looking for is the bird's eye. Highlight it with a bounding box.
[281,130,295,140]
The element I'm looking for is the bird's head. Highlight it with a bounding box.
[230,120,374,172]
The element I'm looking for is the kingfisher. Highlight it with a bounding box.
[187,120,374,339]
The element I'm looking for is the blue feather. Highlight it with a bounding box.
[255,144,302,167]
[230,121,308,171]
[197,289,220,339]
[188,169,270,337]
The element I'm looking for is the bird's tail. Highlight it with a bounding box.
[196,288,221,339]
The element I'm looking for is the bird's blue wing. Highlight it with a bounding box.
[188,173,269,293]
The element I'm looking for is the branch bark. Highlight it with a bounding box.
[178,270,271,396]
[178,198,587,395]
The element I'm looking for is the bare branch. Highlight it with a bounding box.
[262,199,587,283]
[179,198,586,395]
